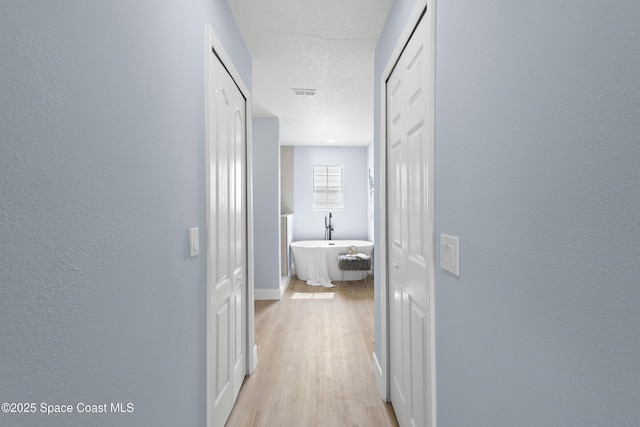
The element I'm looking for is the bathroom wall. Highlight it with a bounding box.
[292,146,369,242]
[0,1,250,426]
[252,118,281,295]
[375,0,640,425]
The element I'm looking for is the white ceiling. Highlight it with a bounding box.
[227,0,392,146]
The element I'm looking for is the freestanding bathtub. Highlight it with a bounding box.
[290,240,374,283]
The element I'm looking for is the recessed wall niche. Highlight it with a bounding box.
[280,146,294,214]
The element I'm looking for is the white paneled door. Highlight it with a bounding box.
[206,43,247,427]
[387,8,435,427]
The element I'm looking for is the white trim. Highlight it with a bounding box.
[254,273,292,301]
[246,92,256,375]
[254,288,281,300]
[280,273,292,298]
[372,351,385,399]
[251,344,258,373]
[205,23,256,427]
[378,91,389,404]
[379,1,437,425]
[427,5,438,426]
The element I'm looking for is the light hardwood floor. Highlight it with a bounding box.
[226,276,399,427]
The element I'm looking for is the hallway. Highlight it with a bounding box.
[226,277,398,426]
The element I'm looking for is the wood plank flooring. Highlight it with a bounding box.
[226,276,399,427]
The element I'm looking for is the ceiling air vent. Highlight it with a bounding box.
[292,88,316,96]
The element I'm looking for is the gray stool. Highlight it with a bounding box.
[337,254,371,282]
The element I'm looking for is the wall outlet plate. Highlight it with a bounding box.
[440,234,459,276]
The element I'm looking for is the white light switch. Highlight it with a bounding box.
[189,227,199,257]
[440,234,459,276]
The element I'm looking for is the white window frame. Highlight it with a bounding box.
[312,164,344,211]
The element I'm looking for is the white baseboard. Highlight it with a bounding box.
[254,288,281,300]
[251,344,258,374]
[373,351,387,401]
[254,273,292,301]
[279,273,292,298]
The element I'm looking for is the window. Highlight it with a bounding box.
[312,164,343,210]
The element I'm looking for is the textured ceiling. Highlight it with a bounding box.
[227,0,392,146]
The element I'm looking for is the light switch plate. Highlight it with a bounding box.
[189,227,199,257]
[440,234,459,276]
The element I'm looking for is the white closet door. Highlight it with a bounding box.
[387,8,434,427]
[206,44,247,427]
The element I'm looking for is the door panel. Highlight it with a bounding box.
[387,9,433,427]
[215,288,231,405]
[392,287,406,405]
[233,275,244,398]
[207,44,247,427]
[410,300,426,425]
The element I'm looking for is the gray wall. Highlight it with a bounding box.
[252,118,281,290]
[0,1,250,426]
[376,0,640,425]
[293,146,369,242]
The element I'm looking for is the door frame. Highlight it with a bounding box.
[205,23,257,425]
[378,0,436,424]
